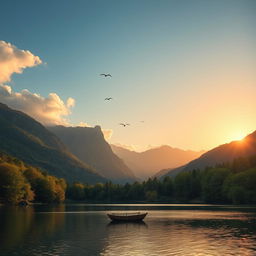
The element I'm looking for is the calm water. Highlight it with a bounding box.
[0,204,256,256]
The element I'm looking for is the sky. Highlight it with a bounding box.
[0,0,255,151]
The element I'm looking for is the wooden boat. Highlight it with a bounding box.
[107,212,147,222]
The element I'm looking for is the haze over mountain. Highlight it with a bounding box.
[111,144,203,179]
[49,126,136,183]
[0,103,105,184]
[161,130,256,178]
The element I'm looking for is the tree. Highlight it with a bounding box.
[0,163,34,204]
[174,172,192,201]
[224,168,256,204]
[159,176,173,199]
[35,176,56,203]
[68,183,85,200]
[24,167,66,203]
[201,168,230,203]
[145,190,158,201]
[54,179,66,203]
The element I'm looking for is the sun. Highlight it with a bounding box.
[231,132,246,142]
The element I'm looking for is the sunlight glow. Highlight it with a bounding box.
[231,132,246,142]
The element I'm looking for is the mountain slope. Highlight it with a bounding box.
[48,126,136,183]
[111,145,203,179]
[162,131,256,178]
[0,103,105,184]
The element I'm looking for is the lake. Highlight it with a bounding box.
[0,204,256,256]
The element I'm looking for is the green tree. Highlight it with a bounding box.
[145,190,158,201]
[158,176,173,201]
[224,168,256,204]
[68,183,85,200]
[174,172,192,201]
[128,182,144,200]
[201,168,230,203]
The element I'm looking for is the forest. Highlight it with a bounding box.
[1,152,256,205]
[0,153,66,204]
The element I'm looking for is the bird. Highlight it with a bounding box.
[100,73,112,77]
[105,97,113,101]
[119,123,130,127]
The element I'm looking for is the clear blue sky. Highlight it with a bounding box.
[1,0,255,151]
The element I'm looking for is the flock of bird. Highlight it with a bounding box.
[100,73,140,128]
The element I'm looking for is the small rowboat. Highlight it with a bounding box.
[107,212,147,222]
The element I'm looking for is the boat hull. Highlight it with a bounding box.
[107,213,147,222]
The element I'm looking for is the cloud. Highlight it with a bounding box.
[0,40,42,83]
[75,122,91,127]
[0,40,73,126]
[102,129,113,140]
[0,84,75,126]
[113,143,137,151]
[0,40,113,137]
[0,83,113,134]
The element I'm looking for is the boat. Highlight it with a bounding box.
[107,212,147,222]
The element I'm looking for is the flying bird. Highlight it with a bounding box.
[105,97,113,101]
[100,73,112,77]
[119,123,130,127]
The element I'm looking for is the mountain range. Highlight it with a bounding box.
[48,125,136,183]
[1,101,255,185]
[161,131,256,178]
[111,144,203,179]
[0,103,105,184]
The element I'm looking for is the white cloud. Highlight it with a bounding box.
[0,40,113,138]
[0,41,74,126]
[0,84,75,126]
[0,84,114,137]
[0,40,42,83]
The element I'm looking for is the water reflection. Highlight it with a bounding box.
[107,220,148,229]
[103,212,256,256]
[0,204,255,256]
[0,205,65,255]
[0,206,34,251]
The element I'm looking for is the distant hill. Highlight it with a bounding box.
[161,131,256,178]
[111,145,203,179]
[49,126,136,183]
[154,168,173,178]
[0,103,105,184]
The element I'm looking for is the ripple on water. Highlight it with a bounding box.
[0,206,256,256]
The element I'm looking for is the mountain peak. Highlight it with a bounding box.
[0,102,105,184]
[112,144,203,180]
[49,126,136,183]
[161,130,256,178]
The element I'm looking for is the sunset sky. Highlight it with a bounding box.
[0,0,255,151]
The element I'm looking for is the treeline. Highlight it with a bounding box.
[0,153,66,204]
[68,155,256,204]
[1,152,256,205]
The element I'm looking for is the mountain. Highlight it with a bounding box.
[48,126,136,183]
[0,103,105,184]
[111,145,203,179]
[162,131,256,178]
